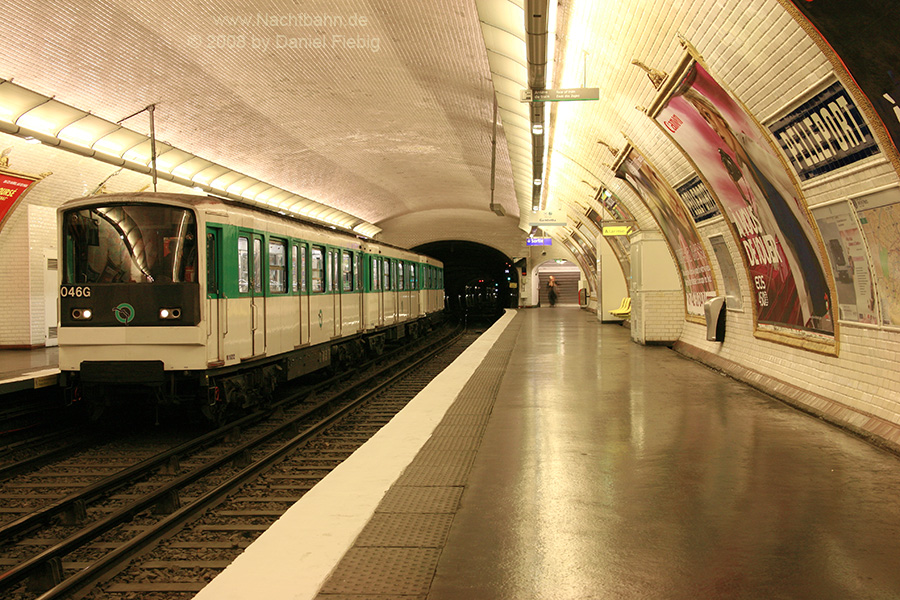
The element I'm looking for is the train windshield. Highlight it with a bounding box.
[62,204,198,284]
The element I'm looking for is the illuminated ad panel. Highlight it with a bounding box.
[615,147,717,320]
[655,61,835,337]
[783,1,900,157]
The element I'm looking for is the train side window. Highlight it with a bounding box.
[252,237,262,293]
[371,256,380,291]
[383,258,391,290]
[355,252,363,291]
[269,238,287,293]
[342,250,353,292]
[311,246,325,292]
[238,236,250,293]
[291,244,299,293]
[206,229,220,296]
[409,263,417,290]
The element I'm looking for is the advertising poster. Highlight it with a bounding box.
[655,61,835,335]
[570,228,597,268]
[615,148,717,318]
[0,172,39,232]
[784,1,900,157]
[811,202,878,324]
[854,187,900,326]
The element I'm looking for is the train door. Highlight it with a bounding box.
[372,256,384,327]
[293,243,310,346]
[410,263,419,316]
[355,252,364,330]
[250,233,266,356]
[383,257,393,324]
[328,248,339,338]
[206,227,225,365]
[396,260,405,320]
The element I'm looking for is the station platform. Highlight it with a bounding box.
[196,307,900,600]
[0,347,59,395]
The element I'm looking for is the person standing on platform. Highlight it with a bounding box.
[548,275,559,307]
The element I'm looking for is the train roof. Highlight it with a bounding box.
[58,192,443,266]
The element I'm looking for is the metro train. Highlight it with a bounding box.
[57,192,445,420]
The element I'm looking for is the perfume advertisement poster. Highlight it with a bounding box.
[656,62,835,334]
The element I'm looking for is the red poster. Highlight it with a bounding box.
[656,62,834,335]
[0,173,37,231]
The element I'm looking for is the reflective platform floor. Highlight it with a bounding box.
[207,307,900,599]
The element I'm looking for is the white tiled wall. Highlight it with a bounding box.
[598,0,900,439]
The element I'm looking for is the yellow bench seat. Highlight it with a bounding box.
[609,297,631,318]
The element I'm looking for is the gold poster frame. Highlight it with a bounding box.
[646,37,839,356]
[612,140,720,326]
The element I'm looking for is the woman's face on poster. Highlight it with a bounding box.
[694,100,739,155]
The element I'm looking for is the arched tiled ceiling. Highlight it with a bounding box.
[0,0,891,269]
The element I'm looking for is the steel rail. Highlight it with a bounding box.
[34,329,462,600]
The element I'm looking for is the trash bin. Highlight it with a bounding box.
[703,296,726,342]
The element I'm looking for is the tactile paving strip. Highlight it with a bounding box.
[411,449,476,469]
[377,486,463,514]
[316,315,524,599]
[318,547,441,595]
[354,513,455,547]
[393,463,472,487]
[418,435,481,453]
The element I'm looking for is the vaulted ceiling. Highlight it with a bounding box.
[0,0,865,264]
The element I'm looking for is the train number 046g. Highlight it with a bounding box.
[60,286,92,298]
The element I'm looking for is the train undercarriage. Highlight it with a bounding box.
[61,314,444,424]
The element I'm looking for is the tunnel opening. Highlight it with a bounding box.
[413,240,518,326]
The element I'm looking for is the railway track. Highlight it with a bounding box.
[0,324,480,599]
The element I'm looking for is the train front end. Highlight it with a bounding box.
[57,196,205,411]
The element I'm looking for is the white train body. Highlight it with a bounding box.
[57,193,444,413]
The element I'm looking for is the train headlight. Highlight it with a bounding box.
[72,308,93,320]
[159,308,182,320]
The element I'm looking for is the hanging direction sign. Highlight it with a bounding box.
[602,224,633,236]
[520,88,600,102]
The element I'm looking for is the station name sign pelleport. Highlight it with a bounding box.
[520,88,600,102]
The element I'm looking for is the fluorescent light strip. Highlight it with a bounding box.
[0,79,381,236]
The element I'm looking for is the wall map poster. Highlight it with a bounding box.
[854,186,900,326]
[785,1,900,157]
[616,148,717,318]
[811,201,878,324]
[656,61,835,335]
